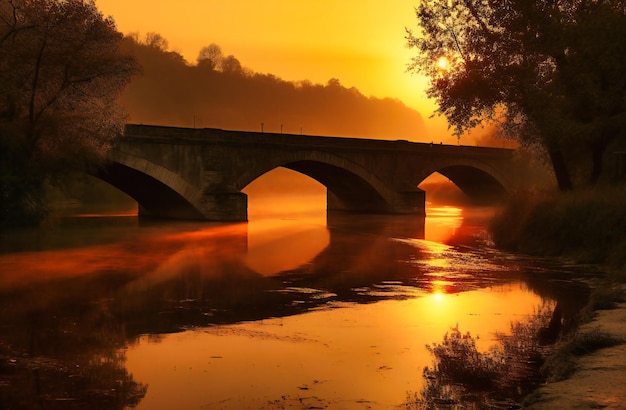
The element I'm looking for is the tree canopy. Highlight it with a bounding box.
[407,0,626,190]
[0,0,138,226]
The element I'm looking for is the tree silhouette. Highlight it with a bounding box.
[0,0,138,227]
[197,43,223,70]
[144,31,168,50]
[407,1,626,189]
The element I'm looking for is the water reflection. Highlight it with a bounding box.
[424,206,463,243]
[245,215,329,275]
[0,206,594,409]
[410,301,559,409]
[123,282,548,410]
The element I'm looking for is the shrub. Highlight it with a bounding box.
[424,325,503,390]
[408,305,555,409]
[490,188,626,267]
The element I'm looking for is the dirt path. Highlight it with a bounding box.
[525,287,626,409]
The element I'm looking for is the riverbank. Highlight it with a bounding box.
[524,283,626,409]
[490,188,626,267]
[488,189,626,408]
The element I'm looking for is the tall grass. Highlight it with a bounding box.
[406,303,556,409]
[540,329,624,383]
[490,188,626,267]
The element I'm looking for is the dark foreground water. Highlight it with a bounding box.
[0,205,595,409]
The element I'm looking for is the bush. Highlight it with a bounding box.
[0,176,48,228]
[424,325,503,390]
[490,188,626,266]
[408,305,555,409]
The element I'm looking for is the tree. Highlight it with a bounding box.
[0,0,138,227]
[145,31,168,50]
[220,55,242,74]
[559,4,626,184]
[197,43,223,70]
[406,1,626,190]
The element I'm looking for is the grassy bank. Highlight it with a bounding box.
[522,283,626,408]
[490,188,626,270]
[489,188,626,406]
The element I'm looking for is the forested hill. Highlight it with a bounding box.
[119,36,427,140]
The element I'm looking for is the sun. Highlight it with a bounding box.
[437,56,449,70]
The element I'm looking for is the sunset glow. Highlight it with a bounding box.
[94,0,455,142]
[2,1,620,408]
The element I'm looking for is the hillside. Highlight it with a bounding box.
[119,36,427,141]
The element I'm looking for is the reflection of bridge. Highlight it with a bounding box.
[101,124,520,221]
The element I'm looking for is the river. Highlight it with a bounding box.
[0,198,595,409]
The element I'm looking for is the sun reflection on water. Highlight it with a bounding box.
[124,282,544,409]
[0,199,577,409]
[424,205,463,243]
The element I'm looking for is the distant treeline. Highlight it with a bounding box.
[119,34,427,140]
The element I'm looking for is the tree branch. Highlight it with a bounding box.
[28,37,47,128]
[462,0,495,39]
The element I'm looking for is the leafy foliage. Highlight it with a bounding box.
[407,1,626,189]
[0,0,138,227]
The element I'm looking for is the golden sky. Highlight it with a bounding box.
[95,0,455,142]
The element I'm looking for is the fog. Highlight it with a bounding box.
[119,36,427,141]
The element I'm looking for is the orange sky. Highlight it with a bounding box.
[95,0,455,143]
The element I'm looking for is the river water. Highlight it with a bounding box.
[0,198,595,409]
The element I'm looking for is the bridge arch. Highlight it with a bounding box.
[414,158,510,204]
[97,151,206,219]
[235,150,399,213]
[435,165,507,203]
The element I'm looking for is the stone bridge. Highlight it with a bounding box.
[99,124,521,221]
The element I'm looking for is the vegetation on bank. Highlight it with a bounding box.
[490,188,626,269]
[539,327,624,384]
[520,280,626,408]
[406,303,558,409]
[488,187,626,407]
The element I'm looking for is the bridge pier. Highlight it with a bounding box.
[199,192,248,222]
[390,190,426,215]
[135,192,248,221]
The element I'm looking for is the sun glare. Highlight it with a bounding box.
[437,56,449,70]
[431,290,446,303]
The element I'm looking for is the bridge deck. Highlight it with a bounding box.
[122,124,513,159]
